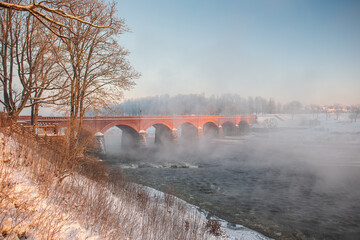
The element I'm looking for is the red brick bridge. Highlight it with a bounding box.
[18,115,257,150]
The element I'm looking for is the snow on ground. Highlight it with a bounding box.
[254,113,360,144]
[0,131,272,240]
[0,132,102,240]
[256,113,360,131]
[142,185,272,240]
[248,113,360,168]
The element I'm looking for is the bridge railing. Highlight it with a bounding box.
[23,125,59,136]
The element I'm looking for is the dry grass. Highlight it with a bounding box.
[206,219,224,236]
[0,113,220,239]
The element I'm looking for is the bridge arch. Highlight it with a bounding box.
[238,120,250,135]
[100,121,139,134]
[174,119,199,130]
[222,121,237,136]
[199,119,218,128]
[101,124,141,152]
[144,123,173,146]
[202,121,219,138]
[178,122,198,141]
[116,125,141,149]
[141,120,173,133]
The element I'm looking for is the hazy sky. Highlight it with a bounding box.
[116,0,360,105]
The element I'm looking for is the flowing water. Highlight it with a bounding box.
[104,125,360,240]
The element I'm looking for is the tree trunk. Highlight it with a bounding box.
[9,111,19,122]
[31,103,40,132]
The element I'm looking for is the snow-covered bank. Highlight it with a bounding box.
[0,132,101,239]
[141,185,272,240]
[0,161,100,239]
[255,113,360,132]
[0,128,271,240]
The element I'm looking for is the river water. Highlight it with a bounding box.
[104,122,360,240]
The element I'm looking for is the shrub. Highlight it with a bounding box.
[205,218,223,236]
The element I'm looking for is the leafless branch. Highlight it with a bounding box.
[0,1,110,29]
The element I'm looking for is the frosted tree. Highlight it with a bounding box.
[284,101,302,119]
[334,104,343,120]
[350,105,360,122]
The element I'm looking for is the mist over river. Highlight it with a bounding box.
[104,116,360,240]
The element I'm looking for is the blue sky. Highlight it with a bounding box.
[116,0,360,105]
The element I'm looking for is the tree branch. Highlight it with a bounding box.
[0,2,110,29]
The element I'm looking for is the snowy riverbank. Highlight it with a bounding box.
[0,129,271,240]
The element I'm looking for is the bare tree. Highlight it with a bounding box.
[334,104,343,120]
[0,0,115,120]
[54,0,137,122]
[1,0,138,179]
[267,98,276,114]
[284,101,302,119]
[254,96,263,115]
[27,38,66,129]
[310,104,320,119]
[48,0,138,160]
[0,0,109,37]
[0,6,40,120]
[276,102,282,114]
[350,105,360,122]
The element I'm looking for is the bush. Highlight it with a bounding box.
[205,218,223,236]
[263,118,278,128]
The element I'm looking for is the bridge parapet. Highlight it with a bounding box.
[18,115,257,135]
[17,115,257,151]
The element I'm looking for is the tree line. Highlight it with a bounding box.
[110,94,294,116]
[111,94,359,122]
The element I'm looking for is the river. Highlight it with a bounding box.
[104,118,360,240]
